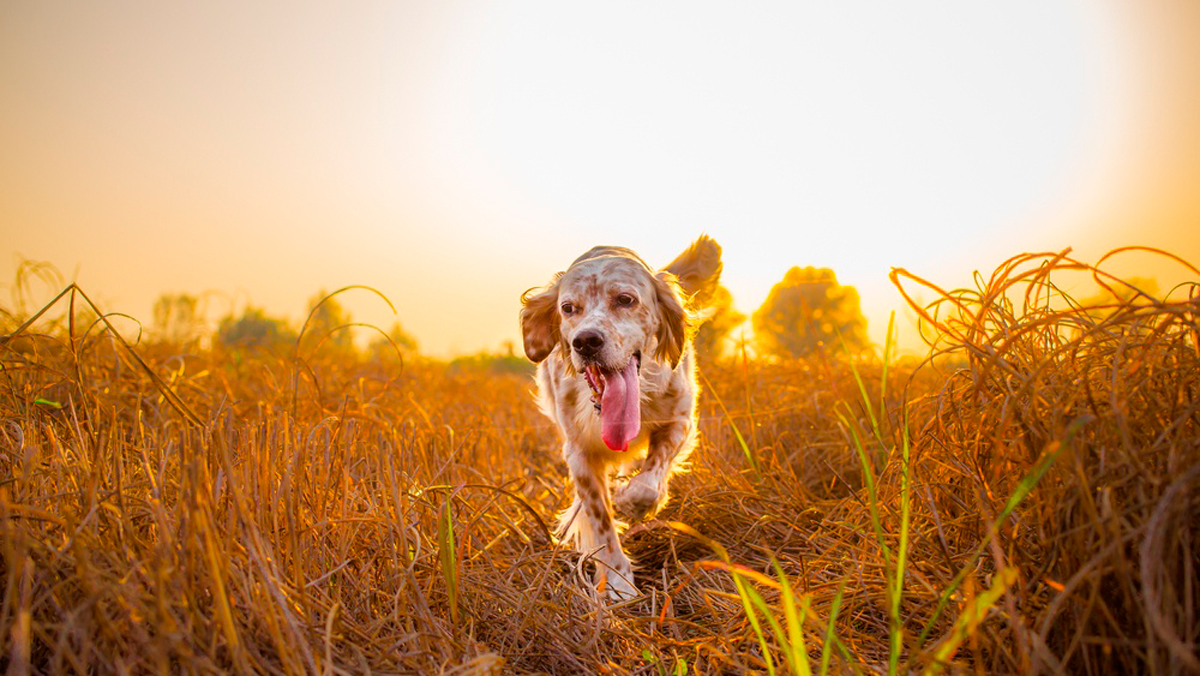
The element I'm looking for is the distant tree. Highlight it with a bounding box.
[215,307,296,351]
[152,293,200,344]
[1078,276,1160,316]
[369,321,419,360]
[693,285,746,362]
[448,341,534,375]
[752,266,870,359]
[299,290,355,356]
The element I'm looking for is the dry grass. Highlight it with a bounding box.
[1,248,1198,675]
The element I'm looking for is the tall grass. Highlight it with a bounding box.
[1,247,1198,674]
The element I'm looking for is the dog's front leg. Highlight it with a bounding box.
[561,446,638,601]
[615,419,695,522]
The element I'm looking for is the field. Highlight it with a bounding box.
[2,249,1198,675]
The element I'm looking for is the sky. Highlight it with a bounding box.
[2,1,1198,357]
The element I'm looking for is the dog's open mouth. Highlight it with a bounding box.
[582,352,641,452]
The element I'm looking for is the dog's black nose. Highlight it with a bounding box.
[572,330,605,358]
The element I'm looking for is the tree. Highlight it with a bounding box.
[369,321,419,361]
[448,341,534,375]
[692,284,746,362]
[152,293,200,344]
[299,290,355,355]
[752,266,870,359]
[1078,276,1160,319]
[215,307,296,351]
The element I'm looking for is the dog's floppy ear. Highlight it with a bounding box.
[520,277,562,363]
[653,271,689,368]
[663,234,722,305]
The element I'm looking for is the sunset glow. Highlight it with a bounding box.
[4,5,1200,672]
[2,1,1197,355]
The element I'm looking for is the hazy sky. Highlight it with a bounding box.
[2,1,1198,356]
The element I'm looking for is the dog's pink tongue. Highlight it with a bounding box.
[600,359,640,451]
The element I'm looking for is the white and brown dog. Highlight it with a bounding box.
[520,235,722,600]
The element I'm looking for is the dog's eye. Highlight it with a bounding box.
[560,302,576,315]
[615,293,637,308]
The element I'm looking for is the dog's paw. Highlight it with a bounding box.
[614,475,665,522]
[600,569,640,602]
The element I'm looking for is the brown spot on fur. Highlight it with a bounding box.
[563,385,577,411]
[578,480,599,501]
[649,426,674,447]
[587,497,606,516]
[579,480,607,523]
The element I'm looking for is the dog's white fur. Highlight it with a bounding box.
[520,236,722,600]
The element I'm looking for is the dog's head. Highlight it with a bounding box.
[520,237,719,451]
[520,247,687,451]
[520,246,687,373]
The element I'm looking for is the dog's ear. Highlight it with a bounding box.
[653,271,689,368]
[520,277,562,363]
[663,234,722,305]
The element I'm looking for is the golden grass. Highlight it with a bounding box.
[1,248,1198,675]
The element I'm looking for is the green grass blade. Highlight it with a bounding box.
[437,494,459,624]
[838,406,893,565]
[699,369,759,475]
[838,328,879,438]
[879,312,896,423]
[917,423,1076,646]
[670,524,778,673]
[772,557,812,676]
[819,578,847,676]
[889,409,912,675]
[921,567,1018,676]
[735,575,778,676]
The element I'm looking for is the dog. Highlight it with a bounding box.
[520,235,722,600]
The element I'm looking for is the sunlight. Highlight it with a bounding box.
[3,3,1199,671]
[392,1,1133,353]
[0,0,1186,358]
